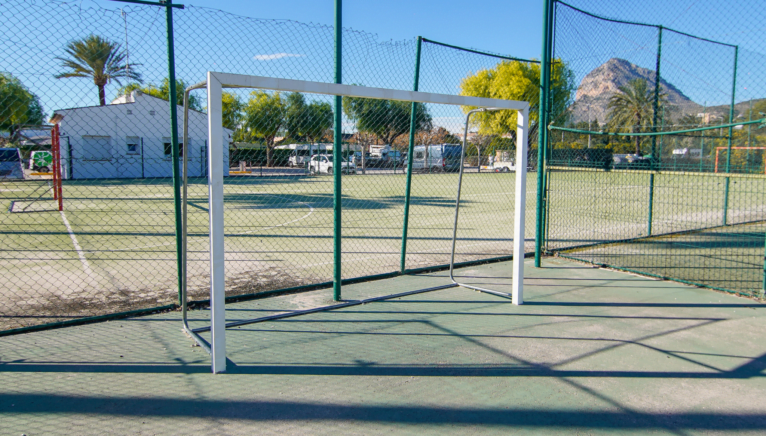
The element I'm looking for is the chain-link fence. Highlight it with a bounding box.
[3,0,763,334]
[0,0,544,333]
[542,0,766,297]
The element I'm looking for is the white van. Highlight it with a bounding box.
[412,144,462,172]
[288,144,330,167]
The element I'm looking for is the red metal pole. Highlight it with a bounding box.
[51,126,58,200]
[714,147,720,173]
[54,124,63,211]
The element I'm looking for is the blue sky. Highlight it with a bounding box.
[2,0,763,132]
[96,0,545,60]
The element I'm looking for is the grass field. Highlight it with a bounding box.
[0,168,763,331]
[0,171,536,331]
[546,169,766,296]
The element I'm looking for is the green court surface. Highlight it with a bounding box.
[1,258,764,435]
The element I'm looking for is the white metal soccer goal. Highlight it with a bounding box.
[181,72,530,373]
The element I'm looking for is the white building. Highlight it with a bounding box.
[50,90,232,179]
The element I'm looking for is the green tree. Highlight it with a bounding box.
[606,78,667,155]
[676,113,702,128]
[284,92,308,141]
[222,91,244,131]
[55,34,141,106]
[344,97,432,147]
[242,91,286,166]
[273,93,334,144]
[118,78,202,111]
[748,100,766,121]
[459,59,575,141]
[0,73,45,140]
[302,101,333,144]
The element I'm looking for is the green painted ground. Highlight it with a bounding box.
[0,169,763,331]
[0,258,764,435]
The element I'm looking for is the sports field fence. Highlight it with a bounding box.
[0,0,764,334]
[540,0,766,297]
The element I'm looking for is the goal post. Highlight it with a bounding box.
[714,146,766,174]
[188,72,530,373]
[449,107,528,304]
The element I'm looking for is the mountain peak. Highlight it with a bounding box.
[570,58,698,124]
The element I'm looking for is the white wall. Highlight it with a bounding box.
[56,92,230,180]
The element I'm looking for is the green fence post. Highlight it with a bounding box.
[747,99,753,148]
[700,102,706,172]
[113,0,185,306]
[658,106,665,166]
[648,25,662,237]
[535,0,554,268]
[723,46,738,226]
[745,97,753,173]
[543,139,552,250]
[333,0,343,301]
[165,2,184,305]
[400,36,422,273]
[763,231,766,296]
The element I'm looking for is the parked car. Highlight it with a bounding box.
[389,150,405,167]
[0,148,25,179]
[308,154,356,175]
[288,144,330,167]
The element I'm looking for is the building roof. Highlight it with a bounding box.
[50,90,206,124]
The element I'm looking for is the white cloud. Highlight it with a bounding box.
[253,53,303,61]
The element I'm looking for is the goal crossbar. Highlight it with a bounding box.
[185,72,530,373]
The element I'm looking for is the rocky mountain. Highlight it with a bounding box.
[569,58,700,124]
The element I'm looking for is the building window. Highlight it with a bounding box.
[126,136,140,154]
[82,136,112,161]
[163,140,184,157]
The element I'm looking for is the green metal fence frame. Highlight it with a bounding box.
[549,0,740,243]
[5,0,762,337]
[2,1,547,337]
[536,0,554,267]
[723,46,739,226]
[112,0,185,306]
[400,36,422,273]
[543,0,764,297]
[333,0,343,301]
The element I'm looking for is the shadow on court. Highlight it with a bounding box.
[1,258,764,435]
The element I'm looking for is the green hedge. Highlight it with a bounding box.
[230,148,292,167]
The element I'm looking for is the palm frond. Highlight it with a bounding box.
[55,34,142,85]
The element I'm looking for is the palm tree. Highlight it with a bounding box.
[606,78,666,155]
[55,35,141,106]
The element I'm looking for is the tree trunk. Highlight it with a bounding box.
[9,124,19,143]
[266,143,274,167]
[475,146,481,172]
[98,85,106,106]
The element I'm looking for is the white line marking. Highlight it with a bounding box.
[60,210,97,282]
[232,195,315,235]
